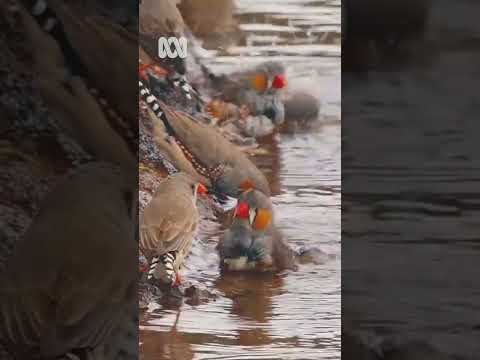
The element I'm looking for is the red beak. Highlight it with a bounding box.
[272,74,287,89]
[235,202,249,219]
[197,183,208,195]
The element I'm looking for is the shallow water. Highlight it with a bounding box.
[140,1,340,359]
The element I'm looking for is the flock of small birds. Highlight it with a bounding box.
[136,0,327,302]
[137,72,296,306]
[0,0,321,358]
[0,0,453,359]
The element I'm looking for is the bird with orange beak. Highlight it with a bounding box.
[218,187,295,272]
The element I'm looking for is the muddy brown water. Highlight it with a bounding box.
[140,1,340,359]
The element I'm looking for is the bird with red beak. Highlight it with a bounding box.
[205,61,287,137]
[218,187,296,272]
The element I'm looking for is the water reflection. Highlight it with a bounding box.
[141,313,194,360]
[140,0,340,358]
[216,272,285,323]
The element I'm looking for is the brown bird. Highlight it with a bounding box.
[140,0,186,75]
[139,0,199,104]
[0,162,137,359]
[203,61,287,138]
[139,79,271,200]
[178,0,236,40]
[36,0,139,130]
[206,61,286,104]
[218,188,296,272]
[140,172,207,286]
[19,0,137,167]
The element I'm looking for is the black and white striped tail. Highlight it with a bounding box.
[139,80,168,123]
[170,74,193,100]
[139,80,181,175]
[147,252,176,282]
[147,256,159,280]
[168,73,204,110]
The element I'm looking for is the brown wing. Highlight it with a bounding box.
[140,177,199,257]
[160,102,271,195]
[0,163,136,358]
[49,0,138,128]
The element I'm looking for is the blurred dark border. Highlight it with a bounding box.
[0,1,138,359]
[343,1,480,359]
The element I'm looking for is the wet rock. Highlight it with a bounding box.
[296,246,335,265]
[284,91,320,125]
[139,282,173,310]
[184,284,217,305]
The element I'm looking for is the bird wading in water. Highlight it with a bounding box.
[219,187,296,272]
[138,78,270,205]
[140,173,208,286]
